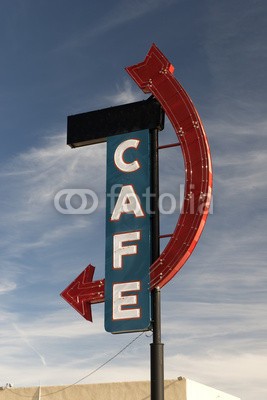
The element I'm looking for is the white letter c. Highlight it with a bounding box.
[114,139,140,172]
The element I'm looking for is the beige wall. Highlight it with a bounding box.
[0,378,240,400]
[0,379,186,400]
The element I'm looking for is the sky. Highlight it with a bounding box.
[0,1,266,399]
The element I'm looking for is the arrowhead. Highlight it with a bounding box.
[61,264,104,322]
[125,43,174,94]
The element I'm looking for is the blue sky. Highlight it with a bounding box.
[0,1,266,399]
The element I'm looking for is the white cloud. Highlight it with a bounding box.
[0,134,106,256]
[165,351,267,400]
[104,79,145,105]
[12,323,47,367]
[0,280,16,294]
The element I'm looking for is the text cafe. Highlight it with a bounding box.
[105,130,152,334]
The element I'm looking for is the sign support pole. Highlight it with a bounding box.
[150,128,164,400]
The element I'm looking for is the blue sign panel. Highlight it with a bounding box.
[105,130,151,334]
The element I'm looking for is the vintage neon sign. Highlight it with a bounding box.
[61,44,212,326]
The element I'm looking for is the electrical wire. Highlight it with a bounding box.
[7,331,145,399]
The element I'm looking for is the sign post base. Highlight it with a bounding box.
[151,288,164,400]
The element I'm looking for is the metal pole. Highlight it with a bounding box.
[150,128,164,400]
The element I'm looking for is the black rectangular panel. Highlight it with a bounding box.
[67,96,164,148]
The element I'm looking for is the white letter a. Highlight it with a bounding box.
[111,185,144,221]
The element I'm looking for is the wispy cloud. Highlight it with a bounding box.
[104,79,145,105]
[58,0,176,51]
[166,351,267,400]
[160,297,267,399]
[0,280,16,294]
[0,134,106,255]
[203,2,267,124]
[12,323,47,367]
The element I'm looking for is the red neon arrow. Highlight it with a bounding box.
[60,264,105,322]
[126,44,213,289]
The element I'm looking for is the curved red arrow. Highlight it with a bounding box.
[62,44,212,321]
[60,265,104,322]
[126,43,213,289]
